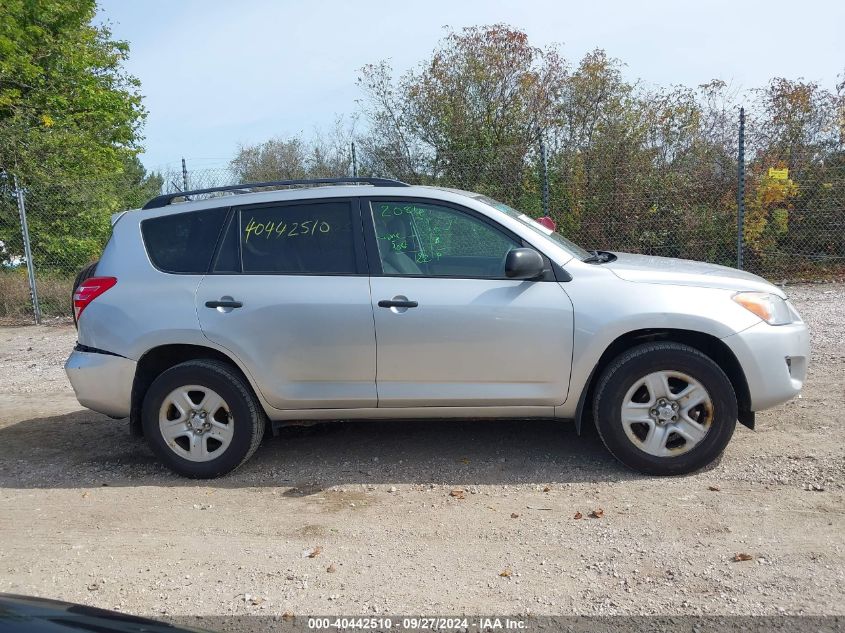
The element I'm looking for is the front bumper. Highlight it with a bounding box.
[722,319,810,411]
[65,349,136,418]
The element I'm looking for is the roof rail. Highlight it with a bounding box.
[141,177,409,210]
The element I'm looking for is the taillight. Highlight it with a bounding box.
[73,277,117,321]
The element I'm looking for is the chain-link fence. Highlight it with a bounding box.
[2,122,843,324]
[0,170,161,323]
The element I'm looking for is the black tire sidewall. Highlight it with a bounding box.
[142,363,257,478]
[595,345,738,476]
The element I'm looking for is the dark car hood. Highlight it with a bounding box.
[0,594,210,633]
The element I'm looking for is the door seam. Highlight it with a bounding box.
[367,274,381,406]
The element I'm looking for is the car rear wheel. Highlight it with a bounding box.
[142,359,265,478]
[593,342,737,475]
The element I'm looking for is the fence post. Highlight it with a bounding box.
[351,142,357,178]
[181,157,189,192]
[539,136,550,217]
[736,107,746,270]
[13,175,41,325]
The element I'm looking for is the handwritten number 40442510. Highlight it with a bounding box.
[244,218,331,242]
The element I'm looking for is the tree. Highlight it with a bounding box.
[228,23,841,279]
[545,50,639,240]
[117,154,164,210]
[231,137,310,182]
[0,0,145,181]
[0,0,149,271]
[230,117,356,182]
[741,77,845,271]
[357,24,568,202]
[750,78,841,174]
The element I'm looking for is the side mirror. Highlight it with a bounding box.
[505,248,545,280]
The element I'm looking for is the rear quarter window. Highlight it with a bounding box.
[141,208,228,273]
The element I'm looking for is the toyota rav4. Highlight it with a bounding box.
[65,178,810,478]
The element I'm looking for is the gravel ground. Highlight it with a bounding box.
[0,283,843,619]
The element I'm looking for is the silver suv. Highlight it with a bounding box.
[65,178,810,478]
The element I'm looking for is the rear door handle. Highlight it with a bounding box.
[205,299,243,309]
[378,299,418,309]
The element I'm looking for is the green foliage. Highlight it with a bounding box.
[230,117,356,183]
[357,24,566,200]
[0,0,145,179]
[355,27,844,276]
[0,0,154,272]
[2,12,842,285]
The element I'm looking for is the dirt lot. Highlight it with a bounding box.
[0,283,843,620]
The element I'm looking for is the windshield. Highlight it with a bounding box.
[471,194,591,260]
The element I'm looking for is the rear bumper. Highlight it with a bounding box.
[722,320,810,411]
[65,349,136,418]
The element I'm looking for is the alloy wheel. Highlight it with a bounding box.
[158,385,234,462]
[620,370,713,457]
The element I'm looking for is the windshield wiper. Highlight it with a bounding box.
[583,250,613,264]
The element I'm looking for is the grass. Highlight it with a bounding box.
[0,269,73,322]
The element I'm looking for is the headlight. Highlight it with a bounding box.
[732,292,793,325]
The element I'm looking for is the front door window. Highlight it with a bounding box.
[371,201,520,278]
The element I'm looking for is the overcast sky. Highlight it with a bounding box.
[96,0,845,172]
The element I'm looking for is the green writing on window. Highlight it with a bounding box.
[375,203,512,263]
[244,217,331,242]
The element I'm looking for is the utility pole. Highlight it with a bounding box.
[351,142,357,178]
[181,157,189,193]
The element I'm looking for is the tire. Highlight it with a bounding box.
[142,359,265,478]
[72,260,99,328]
[593,342,737,476]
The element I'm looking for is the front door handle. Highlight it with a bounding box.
[205,299,243,309]
[378,299,418,309]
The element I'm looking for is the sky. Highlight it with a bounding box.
[96,0,845,173]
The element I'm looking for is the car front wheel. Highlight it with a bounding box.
[593,342,738,475]
[142,359,265,478]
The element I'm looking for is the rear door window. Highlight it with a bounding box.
[141,207,228,273]
[237,200,358,274]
